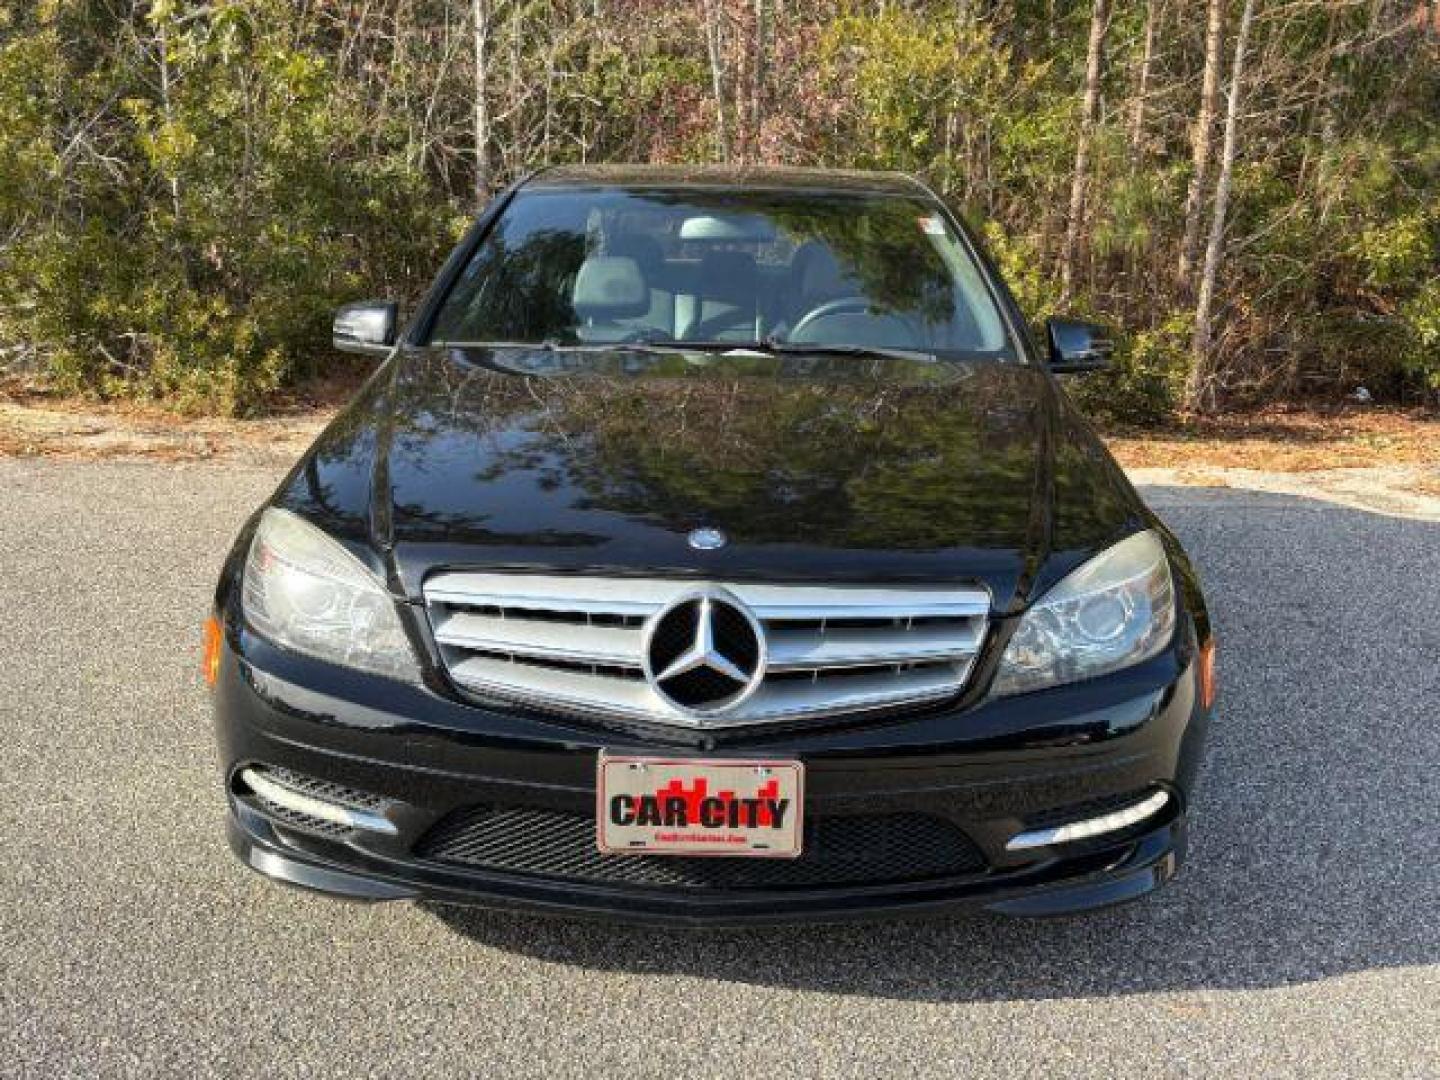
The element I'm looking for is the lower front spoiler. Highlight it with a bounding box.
[227,813,1186,925]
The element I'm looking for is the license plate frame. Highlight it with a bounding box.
[596,754,805,858]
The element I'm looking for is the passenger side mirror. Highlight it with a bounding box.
[1045,317,1115,373]
[333,300,399,357]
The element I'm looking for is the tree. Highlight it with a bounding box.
[750,0,768,157]
[472,0,494,199]
[1178,0,1226,290]
[702,0,732,162]
[1128,0,1159,158]
[1061,0,1110,301]
[1189,0,1258,411]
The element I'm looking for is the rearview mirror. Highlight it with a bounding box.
[1045,317,1115,373]
[333,300,398,357]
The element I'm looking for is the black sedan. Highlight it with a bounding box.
[205,165,1215,923]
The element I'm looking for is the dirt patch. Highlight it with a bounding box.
[0,371,361,465]
[0,393,330,467]
[1105,407,1440,471]
[1105,408,1440,519]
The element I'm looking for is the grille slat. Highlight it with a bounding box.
[432,611,646,667]
[425,573,678,616]
[424,574,989,730]
[734,583,989,622]
[416,806,988,889]
[765,623,984,670]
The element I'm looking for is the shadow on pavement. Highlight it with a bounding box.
[425,488,1440,1002]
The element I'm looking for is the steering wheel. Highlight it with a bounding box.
[787,295,928,351]
[788,296,871,341]
[683,308,761,343]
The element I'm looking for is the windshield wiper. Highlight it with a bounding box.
[527,337,761,356]
[613,336,938,363]
[761,339,938,363]
[437,337,938,363]
[609,337,765,353]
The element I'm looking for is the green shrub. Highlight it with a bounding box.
[1063,316,1192,425]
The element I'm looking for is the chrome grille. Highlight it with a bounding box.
[423,573,989,729]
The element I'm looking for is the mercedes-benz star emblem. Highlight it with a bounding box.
[643,590,766,716]
[687,527,727,551]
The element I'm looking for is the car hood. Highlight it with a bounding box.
[275,345,1148,614]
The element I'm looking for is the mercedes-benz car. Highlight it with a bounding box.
[205,165,1214,923]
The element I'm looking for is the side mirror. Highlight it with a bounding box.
[333,300,398,357]
[1046,317,1116,373]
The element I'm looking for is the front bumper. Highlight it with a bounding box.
[229,810,1185,923]
[214,625,1208,924]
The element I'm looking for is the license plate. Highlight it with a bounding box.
[596,755,804,858]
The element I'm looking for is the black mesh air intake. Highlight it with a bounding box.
[415,806,987,890]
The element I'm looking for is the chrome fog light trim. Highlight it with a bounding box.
[240,768,397,836]
[1006,789,1171,852]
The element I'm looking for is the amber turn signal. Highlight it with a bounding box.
[1197,639,1217,709]
[202,615,223,687]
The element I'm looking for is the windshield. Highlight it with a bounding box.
[426,187,1014,359]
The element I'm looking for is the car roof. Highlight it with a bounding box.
[521,164,929,197]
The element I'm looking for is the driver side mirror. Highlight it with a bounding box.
[1046,317,1115,373]
[333,300,398,357]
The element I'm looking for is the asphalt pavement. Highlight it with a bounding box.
[1,458,1437,1078]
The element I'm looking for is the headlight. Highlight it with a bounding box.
[242,508,418,681]
[991,530,1175,696]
